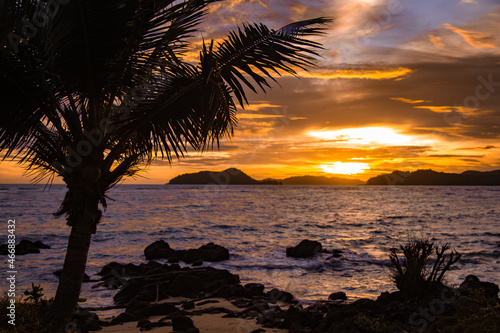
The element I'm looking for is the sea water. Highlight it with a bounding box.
[0,184,499,314]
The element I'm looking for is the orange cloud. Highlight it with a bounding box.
[443,23,496,49]
[302,67,413,80]
[413,105,486,116]
[391,97,430,104]
[429,35,445,48]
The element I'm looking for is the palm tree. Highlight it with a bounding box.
[0,0,330,330]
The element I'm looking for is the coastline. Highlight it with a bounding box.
[83,241,500,333]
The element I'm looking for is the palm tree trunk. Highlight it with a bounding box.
[44,190,100,332]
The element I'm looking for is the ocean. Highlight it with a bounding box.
[1,184,499,316]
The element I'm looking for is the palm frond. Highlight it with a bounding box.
[207,17,332,106]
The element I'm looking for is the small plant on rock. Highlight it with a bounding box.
[24,283,44,305]
[389,238,461,298]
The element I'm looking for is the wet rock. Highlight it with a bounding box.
[147,302,179,316]
[267,288,294,303]
[328,292,347,301]
[183,301,195,310]
[0,239,50,255]
[171,315,196,331]
[170,274,204,297]
[196,299,220,306]
[244,283,265,298]
[106,263,241,306]
[209,285,233,298]
[54,269,91,282]
[137,319,152,329]
[144,240,175,260]
[191,260,203,267]
[114,278,146,306]
[183,243,230,263]
[110,312,138,325]
[284,305,323,330]
[143,241,230,263]
[168,257,180,263]
[286,239,322,258]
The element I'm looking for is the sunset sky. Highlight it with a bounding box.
[2,0,500,184]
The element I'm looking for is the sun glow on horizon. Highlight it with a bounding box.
[308,126,426,146]
[320,162,370,175]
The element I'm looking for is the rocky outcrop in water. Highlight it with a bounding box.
[286,239,322,258]
[0,239,50,255]
[144,241,230,262]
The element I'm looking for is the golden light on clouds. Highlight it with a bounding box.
[301,67,414,80]
[320,162,370,175]
[308,126,425,146]
[391,97,430,104]
[429,35,445,48]
[443,23,496,49]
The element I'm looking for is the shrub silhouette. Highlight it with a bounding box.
[389,238,461,298]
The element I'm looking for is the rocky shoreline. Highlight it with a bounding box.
[78,240,500,333]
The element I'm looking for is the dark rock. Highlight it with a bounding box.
[376,290,402,304]
[267,288,294,303]
[232,285,247,297]
[144,240,175,260]
[0,239,50,256]
[125,300,150,318]
[107,264,241,306]
[148,302,179,316]
[168,257,180,263]
[185,328,200,333]
[171,315,196,331]
[137,319,152,329]
[110,312,138,325]
[97,262,123,276]
[209,285,233,298]
[196,299,220,306]
[191,260,203,267]
[231,298,253,308]
[183,249,203,263]
[114,278,146,306]
[328,292,347,301]
[54,269,90,282]
[286,239,322,258]
[183,243,230,263]
[33,240,51,249]
[168,263,181,271]
[459,275,499,298]
[284,305,323,330]
[170,274,204,297]
[183,301,195,310]
[244,283,265,298]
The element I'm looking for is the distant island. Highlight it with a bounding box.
[366,169,500,185]
[168,168,281,185]
[167,168,364,185]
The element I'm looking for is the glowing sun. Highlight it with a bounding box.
[320,162,370,175]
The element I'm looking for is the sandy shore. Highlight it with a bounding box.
[92,298,288,333]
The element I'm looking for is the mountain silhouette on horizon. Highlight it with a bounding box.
[167,168,363,185]
[366,169,500,185]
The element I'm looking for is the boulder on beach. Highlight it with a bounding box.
[110,263,241,306]
[286,239,322,258]
[0,239,51,255]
